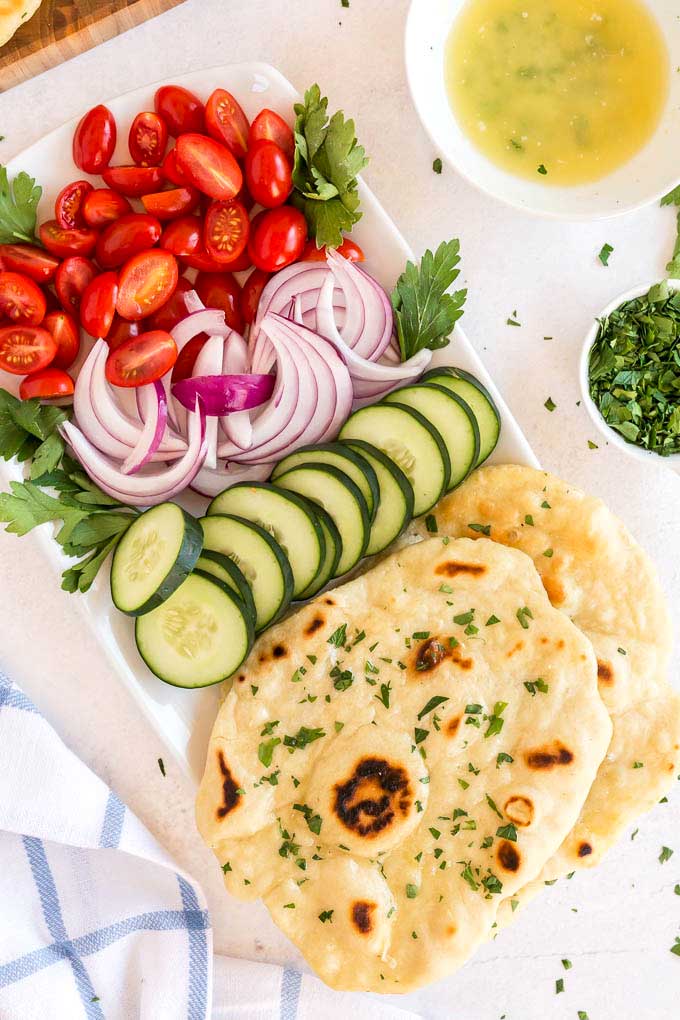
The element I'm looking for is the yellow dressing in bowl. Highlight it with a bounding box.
[445,0,669,186]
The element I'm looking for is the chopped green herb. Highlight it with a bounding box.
[157,757,165,777]
[319,909,334,921]
[537,164,548,175]
[468,522,491,536]
[633,761,644,769]
[376,682,392,709]
[672,937,680,957]
[588,440,599,449]
[283,726,325,751]
[496,752,514,768]
[543,548,554,558]
[406,883,418,899]
[485,614,501,626]
[516,606,533,629]
[414,727,429,744]
[418,695,449,720]
[598,243,614,266]
[293,803,323,835]
[484,701,507,739]
[454,610,475,626]
[555,978,564,994]
[544,396,556,412]
[524,514,534,526]
[327,623,347,647]
[425,513,438,533]
[659,845,674,864]
[485,794,503,819]
[432,157,443,174]
[506,312,521,327]
[330,665,354,691]
[496,823,517,842]
[524,678,549,696]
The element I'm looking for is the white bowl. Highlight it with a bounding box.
[579,279,680,472]
[405,0,680,219]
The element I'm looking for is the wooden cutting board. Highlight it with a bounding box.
[0,0,186,92]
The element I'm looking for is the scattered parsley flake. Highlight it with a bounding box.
[598,243,614,266]
[432,157,443,174]
[157,757,165,777]
[425,513,438,533]
[468,522,491,536]
[544,396,556,412]
[659,846,674,864]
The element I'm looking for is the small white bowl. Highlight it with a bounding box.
[579,279,680,472]
[405,0,680,220]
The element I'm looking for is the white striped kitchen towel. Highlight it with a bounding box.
[0,671,420,1020]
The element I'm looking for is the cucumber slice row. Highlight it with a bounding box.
[200,514,293,632]
[274,462,370,576]
[135,570,254,688]
[421,366,500,466]
[271,442,380,523]
[297,507,343,600]
[195,550,257,627]
[110,503,203,617]
[207,482,325,598]
[339,402,450,517]
[383,383,480,489]
[341,439,414,555]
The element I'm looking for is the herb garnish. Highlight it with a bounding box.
[283,727,325,751]
[293,803,322,835]
[598,243,614,266]
[432,157,443,174]
[418,695,449,720]
[391,239,467,362]
[659,845,674,864]
[291,85,368,249]
[0,166,42,244]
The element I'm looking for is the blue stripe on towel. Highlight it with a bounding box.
[23,836,105,1019]
[99,791,125,848]
[280,967,302,1020]
[0,673,37,714]
[177,874,209,1020]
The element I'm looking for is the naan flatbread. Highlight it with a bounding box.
[0,0,42,48]
[196,537,611,992]
[415,464,680,921]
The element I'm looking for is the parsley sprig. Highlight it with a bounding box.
[661,185,680,276]
[391,240,467,362]
[292,85,368,249]
[0,388,138,593]
[0,166,42,245]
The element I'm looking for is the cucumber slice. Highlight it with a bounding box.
[383,383,480,489]
[110,503,203,617]
[339,403,450,516]
[207,483,325,598]
[271,443,380,523]
[274,463,370,576]
[195,550,257,627]
[200,514,293,631]
[341,439,414,555]
[422,366,500,465]
[135,571,253,688]
[298,507,343,600]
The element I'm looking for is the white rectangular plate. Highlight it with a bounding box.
[1,63,538,782]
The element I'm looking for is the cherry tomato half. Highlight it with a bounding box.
[20,367,74,400]
[55,180,93,231]
[55,257,97,314]
[0,325,56,375]
[160,215,202,257]
[205,89,249,159]
[72,105,117,174]
[43,310,80,369]
[161,148,187,186]
[80,272,118,339]
[248,206,307,272]
[147,276,193,332]
[154,85,204,136]
[248,108,295,163]
[101,165,164,198]
[301,238,365,263]
[82,188,132,228]
[129,111,168,166]
[105,329,177,388]
[116,249,179,321]
[106,315,142,352]
[0,271,46,325]
[141,187,200,221]
[245,140,292,208]
[0,244,60,284]
[175,133,242,200]
[194,271,244,333]
[179,247,239,273]
[39,220,98,259]
[240,268,271,324]
[203,199,249,264]
[96,213,162,270]
[171,333,209,383]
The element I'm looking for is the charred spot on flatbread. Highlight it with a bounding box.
[577,841,593,858]
[597,659,614,685]
[414,637,448,673]
[524,741,574,770]
[542,574,566,606]
[506,641,523,658]
[305,615,325,637]
[451,647,473,670]
[497,841,521,872]
[272,643,287,659]
[351,900,376,934]
[435,561,486,578]
[446,715,461,737]
[216,751,241,820]
[504,796,534,827]
[334,758,411,838]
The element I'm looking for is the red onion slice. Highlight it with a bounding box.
[183,289,205,315]
[191,335,223,470]
[122,382,168,475]
[172,372,275,415]
[325,250,393,362]
[170,308,230,349]
[222,332,254,451]
[190,460,271,497]
[251,263,335,372]
[62,400,207,506]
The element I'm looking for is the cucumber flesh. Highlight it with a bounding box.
[271,442,380,523]
[195,550,257,628]
[135,571,253,688]
[274,462,370,576]
[341,439,414,555]
[422,367,501,465]
[207,483,325,598]
[297,507,343,600]
[200,514,293,631]
[339,402,450,516]
[110,503,203,617]
[384,383,480,489]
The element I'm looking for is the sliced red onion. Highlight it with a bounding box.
[325,251,393,362]
[122,382,168,475]
[170,308,229,349]
[172,372,274,415]
[191,460,271,497]
[62,400,207,507]
[192,335,223,470]
[184,289,205,315]
[316,275,431,382]
[251,263,337,372]
[222,332,253,451]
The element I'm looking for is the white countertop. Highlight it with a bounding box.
[1,2,678,1017]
